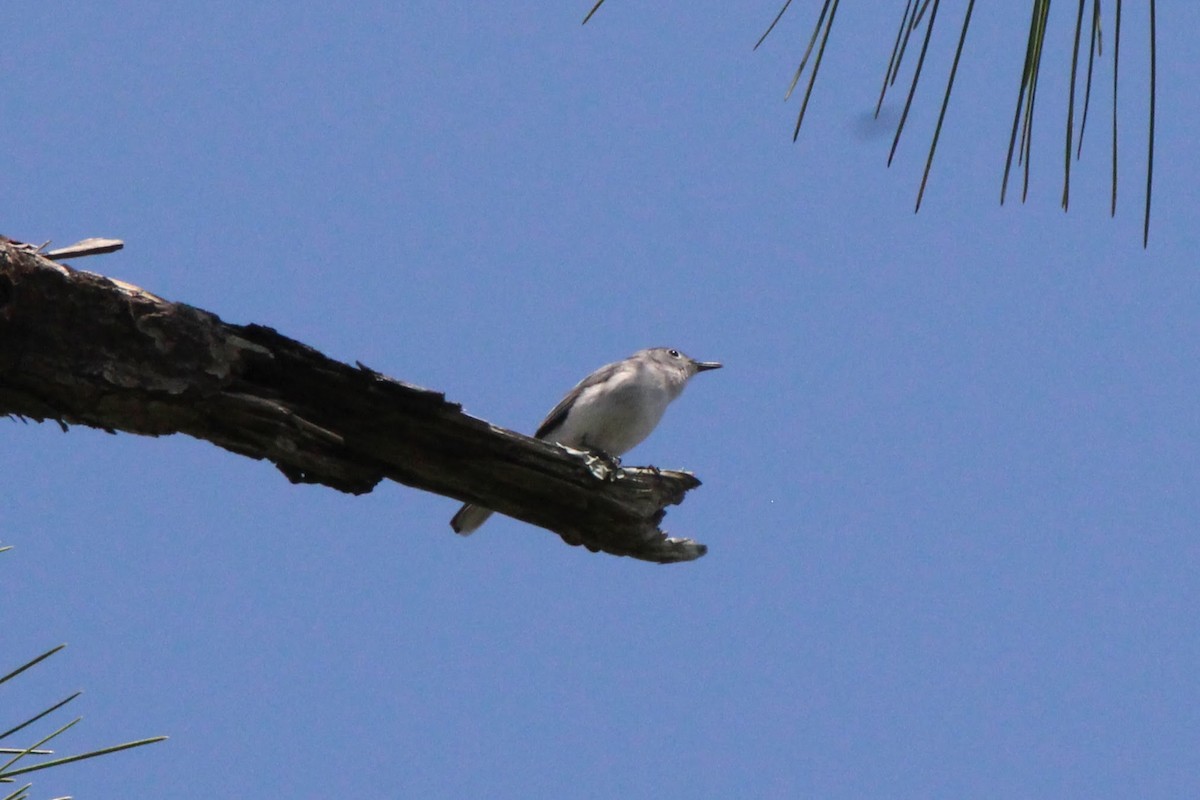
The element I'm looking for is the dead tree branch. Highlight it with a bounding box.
[0,239,708,563]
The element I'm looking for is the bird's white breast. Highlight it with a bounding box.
[549,365,673,456]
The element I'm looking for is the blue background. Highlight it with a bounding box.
[4,3,1198,798]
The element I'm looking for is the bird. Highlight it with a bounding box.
[450,347,723,535]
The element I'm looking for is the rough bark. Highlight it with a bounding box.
[0,240,708,563]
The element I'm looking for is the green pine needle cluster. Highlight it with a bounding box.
[1,547,166,800]
[584,0,1157,246]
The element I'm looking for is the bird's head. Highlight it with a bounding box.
[641,347,723,388]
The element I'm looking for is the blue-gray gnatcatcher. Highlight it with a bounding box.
[451,347,723,535]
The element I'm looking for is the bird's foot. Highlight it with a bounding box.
[588,448,621,468]
[579,447,622,480]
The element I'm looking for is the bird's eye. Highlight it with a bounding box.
[668,349,681,358]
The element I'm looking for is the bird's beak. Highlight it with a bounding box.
[694,360,723,373]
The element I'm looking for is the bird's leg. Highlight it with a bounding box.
[573,438,622,479]
[588,448,621,469]
[576,435,621,468]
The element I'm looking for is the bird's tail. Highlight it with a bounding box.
[450,503,494,535]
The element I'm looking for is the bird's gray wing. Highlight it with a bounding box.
[534,360,623,440]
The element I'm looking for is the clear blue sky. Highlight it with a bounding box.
[5,3,1199,798]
